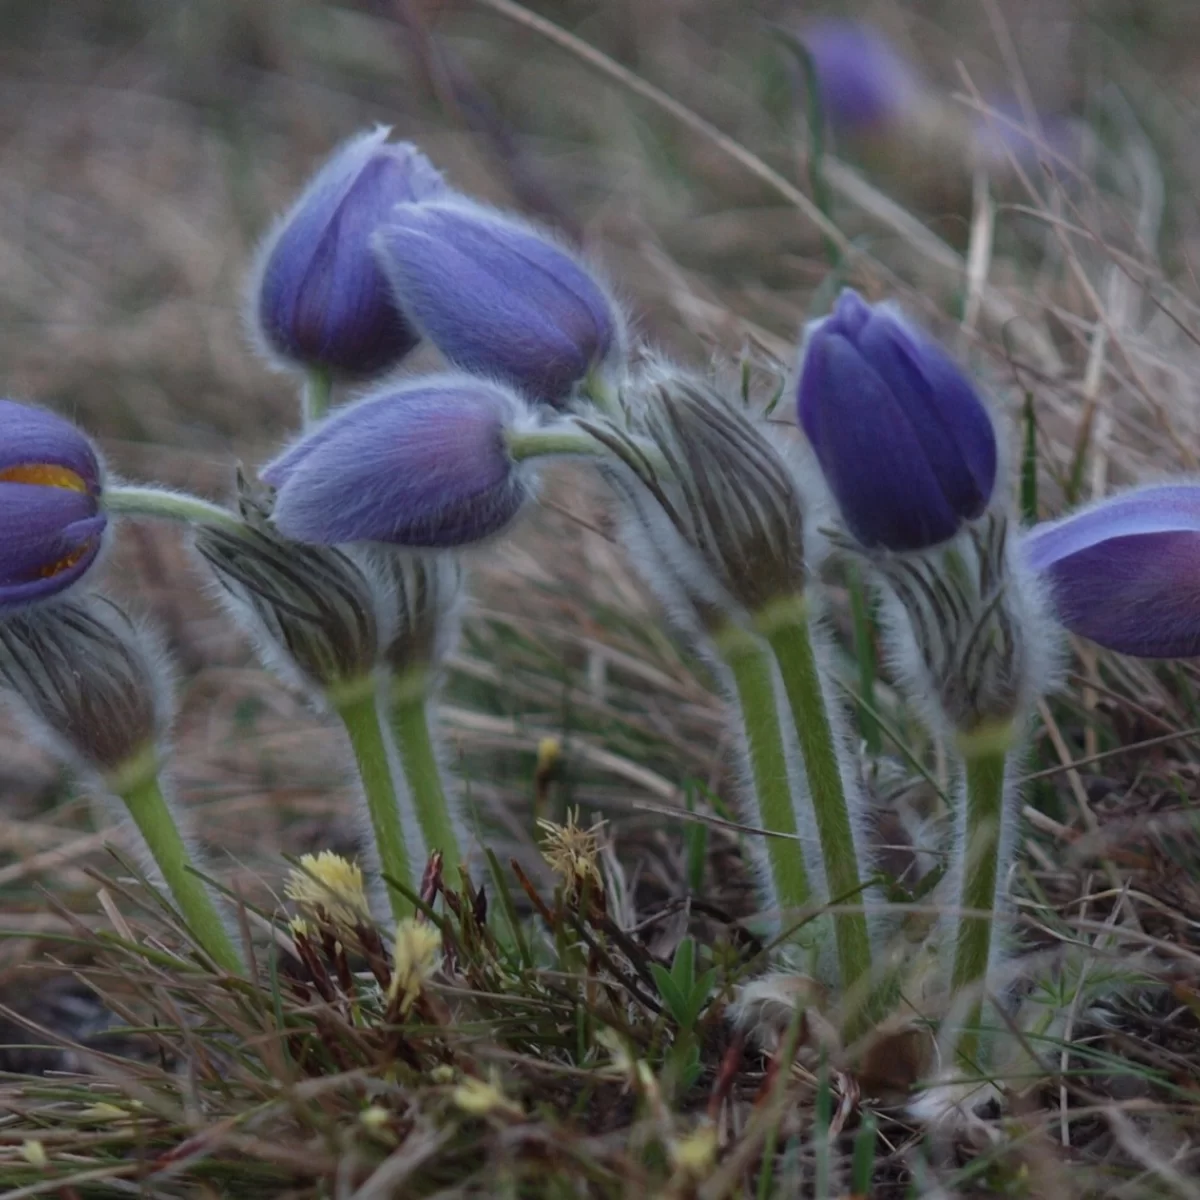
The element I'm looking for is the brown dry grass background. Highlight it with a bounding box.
[4,0,1200,1192]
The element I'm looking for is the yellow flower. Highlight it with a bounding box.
[284,851,371,935]
[670,1122,718,1177]
[19,1140,47,1168]
[359,1105,389,1131]
[387,918,442,1013]
[429,1064,457,1085]
[536,737,561,772]
[536,808,603,893]
[452,1073,523,1118]
[80,1101,140,1124]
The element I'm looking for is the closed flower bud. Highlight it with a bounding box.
[375,199,622,407]
[797,289,998,553]
[193,473,382,693]
[0,594,167,775]
[0,400,107,610]
[252,127,447,379]
[608,366,806,626]
[371,550,465,676]
[262,374,541,548]
[1022,483,1200,658]
[795,20,923,135]
[877,513,1054,735]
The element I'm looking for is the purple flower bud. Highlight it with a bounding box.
[252,127,448,379]
[375,199,621,408]
[1022,484,1200,658]
[797,289,997,553]
[262,374,537,548]
[796,20,922,134]
[0,399,107,610]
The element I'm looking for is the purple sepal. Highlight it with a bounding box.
[254,127,448,379]
[1023,484,1200,658]
[0,399,104,493]
[375,199,619,408]
[263,374,534,548]
[797,289,997,552]
[797,20,921,133]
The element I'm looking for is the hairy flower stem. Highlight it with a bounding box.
[950,726,1011,1067]
[105,486,243,532]
[109,750,243,974]
[713,624,813,924]
[391,670,461,887]
[330,677,415,921]
[581,370,623,423]
[304,369,334,425]
[756,596,871,1012]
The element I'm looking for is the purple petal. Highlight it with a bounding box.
[856,310,997,519]
[376,200,618,407]
[255,129,447,378]
[0,482,106,608]
[1034,530,1200,658]
[0,400,103,493]
[1021,486,1200,657]
[1023,485,1200,572]
[265,375,533,548]
[798,332,960,550]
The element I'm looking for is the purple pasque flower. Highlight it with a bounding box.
[797,289,997,553]
[972,98,1081,175]
[796,19,922,134]
[375,199,621,408]
[262,374,538,548]
[253,127,448,380]
[0,399,107,610]
[1023,484,1200,658]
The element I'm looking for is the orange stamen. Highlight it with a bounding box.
[36,543,93,580]
[0,464,88,492]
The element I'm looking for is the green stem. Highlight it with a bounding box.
[110,752,243,974]
[505,426,619,462]
[105,486,242,533]
[304,368,333,424]
[847,567,880,755]
[950,731,1010,1066]
[391,670,461,887]
[581,370,623,422]
[757,596,871,1005]
[505,424,670,473]
[332,679,414,921]
[714,624,812,922]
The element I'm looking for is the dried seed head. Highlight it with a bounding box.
[537,808,603,896]
[0,593,168,775]
[194,472,382,694]
[605,365,806,627]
